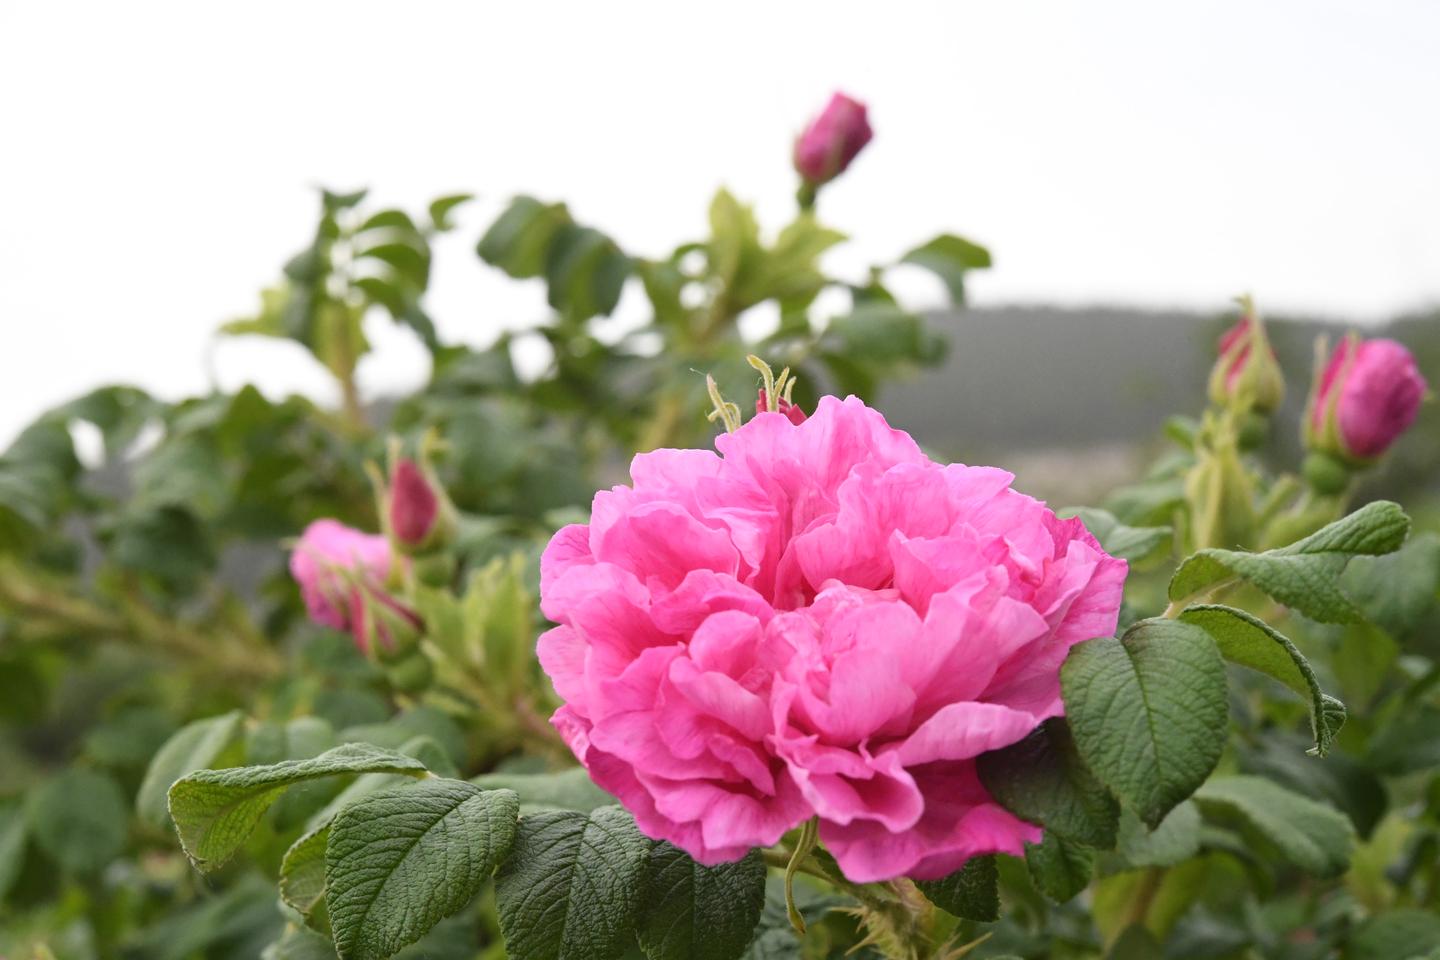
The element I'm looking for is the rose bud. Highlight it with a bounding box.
[288,519,395,643]
[387,456,456,555]
[793,92,873,188]
[1208,298,1285,414]
[756,387,807,425]
[1304,334,1428,465]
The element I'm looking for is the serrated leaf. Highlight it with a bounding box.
[168,743,429,872]
[326,779,519,960]
[899,233,992,305]
[1062,507,1172,564]
[1061,619,1227,827]
[1168,500,1410,623]
[1179,604,1345,755]
[1025,833,1093,903]
[977,718,1118,848]
[136,710,247,829]
[636,844,766,960]
[30,769,128,874]
[495,805,653,960]
[1192,776,1353,877]
[916,855,998,922]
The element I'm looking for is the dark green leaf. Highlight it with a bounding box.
[636,844,766,960]
[917,855,998,922]
[977,718,1119,848]
[478,196,572,279]
[1179,604,1344,755]
[495,805,653,960]
[1346,909,1440,960]
[1114,802,1200,868]
[1061,619,1227,827]
[327,779,519,960]
[1024,833,1093,903]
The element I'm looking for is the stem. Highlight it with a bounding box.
[1119,867,1165,938]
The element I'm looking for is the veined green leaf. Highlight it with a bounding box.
[917,855,999,922]
[168,743,429,872]
[495,805,652,960]
[977,718,1118,848]
[1193,776,1353,877]
[636,844,766,960]
[1061,619,1227,827]
[1179,604,1344,755]
[326,779,519,960]
[1168,500,1410,623]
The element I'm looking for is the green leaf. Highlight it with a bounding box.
[137,710,246,829]
[636,844,766,960]
[470,767,614,813]
[1024,834,1093,903]
[478,196,572,279]
[1061,619,1228,827]
[1062,507,1172,564]
[29,769,128,874]
[168,742,429,872]
[1366,704,1440,775]
[544,225,631,322]
[1107,925,1162,959]
[356,242,429,289]
[495,805,653,960]
[1168,500,1410,623]
[1114,802,1201,868]
[1179,604,1345,756]
[916,855,999,922]
[327,779,519,960]
[281,822,331,926]
[1240,735,1387,838]
[977,718,1119,848]
[1347,910,1440,960]
[358,209,420,234]
[427,193,473,232]
[1192,776,1353,877]
[899,233,992,305]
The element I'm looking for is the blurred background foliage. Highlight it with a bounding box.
[0,171,1437,960]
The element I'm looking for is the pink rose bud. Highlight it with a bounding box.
[1305,335,1428,463]
[793,92,873,186]
[756,388,807,425]
[389,458,439,546]
[288,519,394,638]
[386,455,456,555]
[1207,300,1285,413]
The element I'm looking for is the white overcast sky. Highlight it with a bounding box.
[3,1,1439,448]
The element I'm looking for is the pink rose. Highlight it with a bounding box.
[289,519,395,650]
[1306,336,1428,462]
[538,396,1127,882]
[793,92,873,186]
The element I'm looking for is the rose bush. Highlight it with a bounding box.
[539,395,1126,881]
